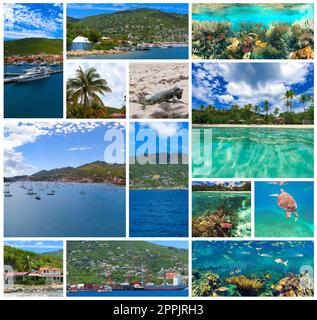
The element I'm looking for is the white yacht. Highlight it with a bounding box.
[15,67,51,83]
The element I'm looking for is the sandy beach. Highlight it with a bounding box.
[129,63,189,119]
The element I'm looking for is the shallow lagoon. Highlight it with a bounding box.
[192,127,314,178]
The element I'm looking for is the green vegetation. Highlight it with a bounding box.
[67,66,124,119]
[5,161,125,184]
[67,8,188,50]
[193,95,314,125]
[192,182,251,192]
[4,38,63,56]
[130,154,188,189]
[4,246,63,272]
[67,241,188,285]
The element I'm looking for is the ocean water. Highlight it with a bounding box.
[67,289,188,297]
[4,64,63,118]
[192,241,314,297]
[255,182,314,237]
[71,47,189,60]
[192,127,314,178]
[4,182,125,237]
[129,190,188,237]
[192,192,251,237]
[193,4,314,29]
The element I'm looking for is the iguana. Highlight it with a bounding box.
[131,86,183,110]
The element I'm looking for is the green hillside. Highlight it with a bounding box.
[4,246,63,272]
[130,154,188,189]
[67,8,188,48]
[67,241,188,285]
[5,161,125,184]
[4,38,63,56]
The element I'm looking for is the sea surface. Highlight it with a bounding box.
[4,64,63,118]
[67,289,188,297]
[192,241,314,297]
[4,182,125,237]
[192,127,314,178]
[193,4,313,29]
[70,47,189,60]
[255,182,314,237]
[129,189,188,237]
[192,191,251,237]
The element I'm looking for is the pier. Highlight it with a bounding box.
[4,70,63,84]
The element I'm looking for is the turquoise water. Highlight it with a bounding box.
[193,4,314,29]
[67,289,188,297]
[4,64,63,118]
[192,192,251,237]
[70,47,189,60]
[255,182,314,237]
[130,190,188,237]
[192,241,314,297]
[192,127,314,178]
[4,182,125,237]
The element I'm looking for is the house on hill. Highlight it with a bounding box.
[71,36,91,51]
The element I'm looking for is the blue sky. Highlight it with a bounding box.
[67,3,188,19]
[192,62,314,114]
[130,122,188,157]
[149,241,188,250]
[4,241,63,253]
[4,122,126,177]
[4,3,63,40]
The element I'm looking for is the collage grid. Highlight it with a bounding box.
[0,0,316,300]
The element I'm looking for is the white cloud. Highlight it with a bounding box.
[218,94,234,104]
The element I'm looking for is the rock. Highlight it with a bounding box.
[289,46,314,59]
[149,110,169,119]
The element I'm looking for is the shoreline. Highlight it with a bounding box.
[192,124,314,129]
[193,191,251,193]
[4,180,126,186]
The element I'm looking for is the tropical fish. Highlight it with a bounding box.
[264,274,272,279]
[259,253,272,257]
[271,189,299,221]
[255,247,263,251]
[274,258,288,266]
[295,254,304,257]
[216,286,229,292]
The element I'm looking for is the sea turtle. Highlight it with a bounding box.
[270,189,299,221]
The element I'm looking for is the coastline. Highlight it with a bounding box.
[4,285,63,297]
[193,191,251,193]
[192,124,314,129]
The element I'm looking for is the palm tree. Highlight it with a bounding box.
[231,104,240,112]
[284,89,296,113]
[263,100,271,115]
[253,105,260,114]
[67,66,112,118]
[243,103,253,112]
[299,94,309,112]
[274,107,279,118]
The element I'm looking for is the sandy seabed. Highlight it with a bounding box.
[129,63,189,119]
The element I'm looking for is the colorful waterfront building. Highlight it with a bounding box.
[71,36,91,51]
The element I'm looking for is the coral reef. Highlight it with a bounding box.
[192,272,222,297]
[225,275,264,296]
[192,20,314,59]
[272,272,314,297]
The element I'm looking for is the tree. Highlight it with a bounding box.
[67,66,112,118]
[299,94,309,112]
[253,105,260,114]
[273,107,279,118]
[231,104,240,112]
[263,100,271,115]
[284,89,296,112]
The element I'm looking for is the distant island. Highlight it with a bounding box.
[67,8,188,54]
[67,241,188,286]
[130,153,188,189]
[4,161,125,185]
[193,182,251,192]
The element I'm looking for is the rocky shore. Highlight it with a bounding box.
[4,285,63,297]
